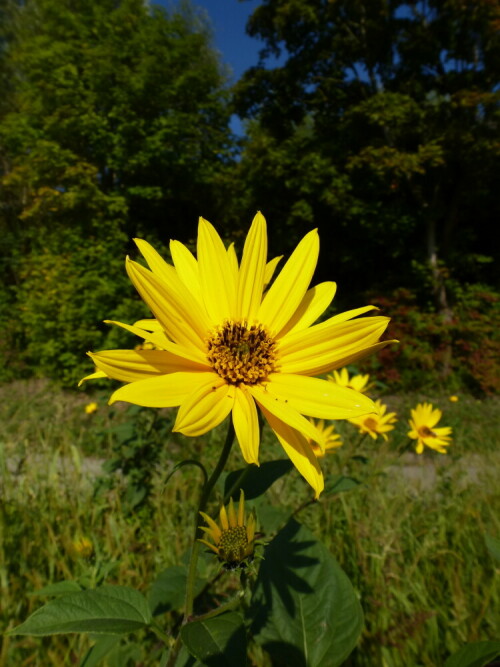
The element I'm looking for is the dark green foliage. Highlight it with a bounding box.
[234,0,500,303]
[0,0,234,384]
[93,405,174,515]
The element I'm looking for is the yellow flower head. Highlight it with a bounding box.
[83,213,395,497]
[408,402,452,454]
[327,368,371,394]
[199,490,256,569]
[349,399,397,441]
[309,419,342,457]
[449,395,459,402]
[84,402,98,415]
[71,536,93,558]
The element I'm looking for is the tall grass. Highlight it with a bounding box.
[0,380,499,665]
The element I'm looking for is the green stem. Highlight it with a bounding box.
[190,590,244,623]
[167,419,236,667]
[222,464,251,504]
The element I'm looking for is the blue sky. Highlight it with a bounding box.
[191,0,265,83]
[160,1,280,135]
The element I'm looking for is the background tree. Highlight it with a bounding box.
[234,0,500,308]
[0,0,235,382]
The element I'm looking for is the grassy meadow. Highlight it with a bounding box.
[0,379,499,666]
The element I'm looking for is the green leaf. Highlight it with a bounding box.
[444,641,500,667]
[224,460,293,500]
[181,612,247,666]
[149,566,206,616]
[29,581,83,597]
[485,534,500,563]
[10,586,153,636]
[80,635,121,667]
[250,519,363,667]
[324,475,360,496]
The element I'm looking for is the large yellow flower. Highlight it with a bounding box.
[408,402,452,454]
[82,213,394,497]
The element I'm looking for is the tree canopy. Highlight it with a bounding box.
[0,0,235,382]
[234,0,500,305]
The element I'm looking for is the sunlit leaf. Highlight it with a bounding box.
[10,586,152,636]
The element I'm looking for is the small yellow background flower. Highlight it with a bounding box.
[84,402,98,415]
[408,402,452,454]
[71,536,93,558]
[309,419,342,456]
[328,368,371,394]
[349,399,397,441]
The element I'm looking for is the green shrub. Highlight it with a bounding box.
[10,234,149,386]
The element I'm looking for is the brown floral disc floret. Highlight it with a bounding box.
[218,525,249,564]
[418,426,436,438]
[206,321,278,385]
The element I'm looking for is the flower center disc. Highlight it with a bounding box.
[207,322,277,385]
[218,526,248,563]
[418,426,436,438]
[364,417,379,431]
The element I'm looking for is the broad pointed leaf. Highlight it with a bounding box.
[444,641,500,667]
[181,612,247,666]
[149,565,206,616]
[224,460,293,500]
[250,519,363,667]
[10,586,152,636]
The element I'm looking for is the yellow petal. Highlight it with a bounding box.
[232,386,260,465]
[133,319,164,332]
[249,384,326,450]
[197,217,237,323]
[219,503,229,530]
[199,511,221,542]
[134,238,175,284]
[169,239,201,302]
[265,374,375,419]
[427,409,442,428]
[173,375,235,436]
[198,539,219,555]
[277,282,337,338]
[260,406,324,498]
[237,489,245,526]
[247,512,256,542]
[264,255,283,288]
[228,497,237,527]
[237,211,267,321]
[104,320,209,367]
[328,305,378,324]
[258,229,319,335]
[227,243,239,283]
[279,316,392,376]
[108,371,210,407]
[78,370,107,387]
[126,258,210,351]
[89,349,207,383]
